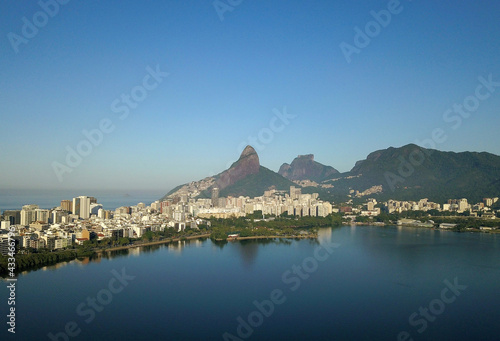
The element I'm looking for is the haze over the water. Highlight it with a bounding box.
[1,1,499,191]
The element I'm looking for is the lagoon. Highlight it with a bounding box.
[2,225,499,340]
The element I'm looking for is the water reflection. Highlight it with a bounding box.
[168,240,191,254]
[6,225,500,341]
[233,241,258,268]
[6,237,211,277]
[317,227,332,244]
[333,225,500,291]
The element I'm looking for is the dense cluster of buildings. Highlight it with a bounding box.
[385,197,499,217]
[1,188,498,255]
[0,187,333,255]
[192,186,333,219]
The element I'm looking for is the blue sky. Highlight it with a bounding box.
[1,0,499,191]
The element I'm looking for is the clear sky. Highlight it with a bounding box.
[1,0,499,192]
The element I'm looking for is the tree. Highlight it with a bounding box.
[118,237,130,246]
[356,215,371,223]
[101,238,112,247]
[210,229,228,241]
[142,231,154,241]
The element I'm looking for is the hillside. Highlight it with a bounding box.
[279,154,339,183]
[163,144,500,203]
[164,146,296,200]
[322,144,500,202]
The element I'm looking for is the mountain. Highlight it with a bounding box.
[321,144,500,203]
[218,166,296,198]
[279,154,339,183]
[215,145,260,191]
[163,143,500,203]
[163,146,296,200]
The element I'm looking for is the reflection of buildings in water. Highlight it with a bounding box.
[234,241,258,269]
[396,225,404,245]
[41,261,70,272]
[192,239,203,248]
[128,247,141,257]
[78,257,91,265]
[349,225,357,236]
[318,227,333,245]
[168,240,186,254]
[167,239,205,254]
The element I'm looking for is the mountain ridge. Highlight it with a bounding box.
[162,144,500,203]
[278,154,339,183]
[163,146,295,200]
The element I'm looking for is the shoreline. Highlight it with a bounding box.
[99,233,319,251]
[3,224,498,276]
[97,233,211,253]
[94,232,319,253]
[227,234,318,241]
[348,221,500,233]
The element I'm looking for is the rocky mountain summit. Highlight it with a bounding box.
[279,154,339,183]
[164,146,295,200]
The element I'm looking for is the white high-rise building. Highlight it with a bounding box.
[90,203,103,216]
[20,204,39,226]
[52,209,68,224]
[73,196,91,219]
[35,209,50,223]
[458,198,469,213]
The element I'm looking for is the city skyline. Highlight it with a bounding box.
[1,1,500,191]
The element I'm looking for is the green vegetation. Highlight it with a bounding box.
[218,166,296,198]
[350,208,500,231]
[208,213,342,241]
[316,144,500,203]
[0,248,94,275]
[0,226,212,276]
[279,155,339,183]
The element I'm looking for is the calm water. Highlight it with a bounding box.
[0,189,166,211]
[1,225,499,340]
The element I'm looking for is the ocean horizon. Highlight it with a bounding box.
[0,188,168,212]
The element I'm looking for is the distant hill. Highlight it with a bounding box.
[163,144,500,204]
[164,146,295,200]
[279,154,339,183]
[218,166,295,198]
[321,144,500,203]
